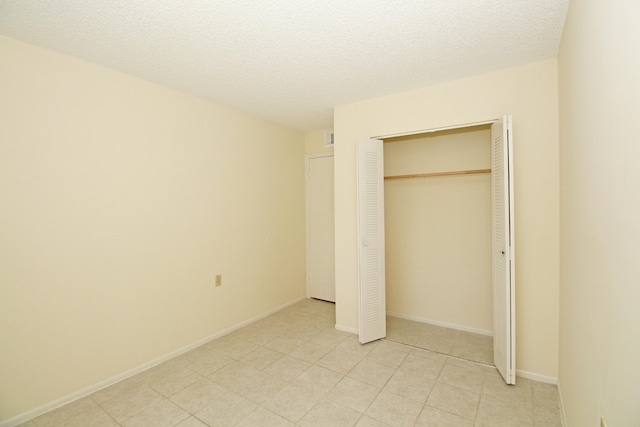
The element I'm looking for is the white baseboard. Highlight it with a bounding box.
[334,324,358,335]
[387,311,493,337]
[0,296,306,427]
[516,369,558,385]
[388,312,560,386]
[557,379,568,427]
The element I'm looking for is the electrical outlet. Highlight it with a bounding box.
[601,416,607,427]
[215,274,222,287]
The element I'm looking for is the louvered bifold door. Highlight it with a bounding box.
[491,116,516,385]
[357,138,386,344]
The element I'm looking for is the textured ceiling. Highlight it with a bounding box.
[0,1,568,131]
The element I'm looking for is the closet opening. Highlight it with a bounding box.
[381,124,494,365]
[357,116,514,383]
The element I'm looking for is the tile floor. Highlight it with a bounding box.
[386,316,494,365]
[19,299,562,427]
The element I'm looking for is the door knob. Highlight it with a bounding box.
[363,240,370,246]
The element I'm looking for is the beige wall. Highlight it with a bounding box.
[0,36,305,423]
[305,128,334,154]
[558,1,640,426]
[334,59,560,379]
[384,128,492,332]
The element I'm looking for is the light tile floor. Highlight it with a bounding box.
[19,299,562,427]
[386,316,494,365]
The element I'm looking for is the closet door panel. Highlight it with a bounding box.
[491,116,516,385]
[357,138,386,344]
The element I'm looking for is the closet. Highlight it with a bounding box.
[383,125,493,336]
[357,117,515,384]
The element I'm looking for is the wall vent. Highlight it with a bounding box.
[324,133,335,147]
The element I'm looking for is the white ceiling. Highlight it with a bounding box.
[0,1,568,131]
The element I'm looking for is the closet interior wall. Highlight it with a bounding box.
[383,125,493,334]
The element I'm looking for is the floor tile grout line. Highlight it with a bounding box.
[384,336,495,368]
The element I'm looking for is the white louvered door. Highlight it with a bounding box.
[491,116,516,385]
[357,138,386,344]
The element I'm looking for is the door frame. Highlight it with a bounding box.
[305,152,335,299]
[372,119,496,140]
[359,117,515,382]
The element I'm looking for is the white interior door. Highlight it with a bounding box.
[357,138,386,343]
[491,115,516,385]
[306,154,335,302]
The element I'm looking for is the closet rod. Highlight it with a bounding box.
[384,168,491,180]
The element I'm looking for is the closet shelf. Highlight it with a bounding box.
[384,168,491,180]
